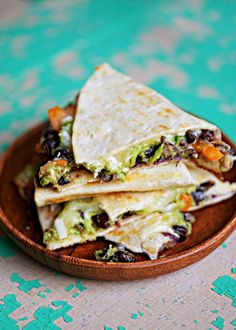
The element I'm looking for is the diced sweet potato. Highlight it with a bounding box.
[48,106,65,130]
[179,193,193,211]
[201,145,224,161]
[193,141,224,161]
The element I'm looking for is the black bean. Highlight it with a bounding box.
[55,149,74,163]
[200,129,214,141]
[92,213,110,229]
[144,145,156,158]
[95,244,136,262]
[42,129,60,159]
[185,130,198,143]
[58,176,70,185]
[132,155,145,168]
[173,225,187,242]
[191,190,205,205]
[179,139,187,147]
[99,170,113,182]
[115,250,135,262]
[198,181,215,191]
[121,211,135,219]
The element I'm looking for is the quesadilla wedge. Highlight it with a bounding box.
[38,162,236,250]
[72,63,234,180]
[35,161,194,207]
[35,64,235,191]
[103,211,192,260]
[38,204,193,251]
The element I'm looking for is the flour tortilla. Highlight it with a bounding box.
[72,63,221,175]
[104,211,184,260]
[35,161,193,207]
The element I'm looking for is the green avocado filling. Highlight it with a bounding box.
[43,199,102,244]
[43,185,200,245]
[86,135,187,180]
[39,162,72,188]
[161,211,192,235]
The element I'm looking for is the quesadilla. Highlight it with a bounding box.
[38,162,236,250]
[35,161,194,207]
[35,64,235,191]
[104,211,192,260]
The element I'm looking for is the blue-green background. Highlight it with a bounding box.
[0,0,236,153]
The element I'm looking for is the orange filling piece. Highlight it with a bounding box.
[193,141,224,161]
[179,193,193,211]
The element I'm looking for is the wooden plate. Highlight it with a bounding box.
[0,122,235,280]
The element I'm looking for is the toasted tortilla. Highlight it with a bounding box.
[104,211,189,260]
[72,63,223,177]
[35,161,193,207]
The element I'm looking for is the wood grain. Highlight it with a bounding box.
[0,122,235,280]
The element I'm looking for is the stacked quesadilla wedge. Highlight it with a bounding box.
[28,64,235,260]
[38,161,236,252]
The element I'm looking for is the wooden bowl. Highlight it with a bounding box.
[0,122,235,280]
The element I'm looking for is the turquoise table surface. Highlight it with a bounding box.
[0,1,235,329]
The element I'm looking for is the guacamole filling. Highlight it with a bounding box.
[38,159,72,190]
[160,211,192,240]
[89,130,234,181]
[43,182,213,244]
[148,211,193,245]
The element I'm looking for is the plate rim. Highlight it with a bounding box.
[0,122,235,272]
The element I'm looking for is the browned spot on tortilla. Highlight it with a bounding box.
[180,123,190,128]
[118,97,128,104]
[137,91,146,96]
[164,108,173,114]
[159,124,169,130]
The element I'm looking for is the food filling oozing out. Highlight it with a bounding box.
[101,211,194,261]
[95,244,136,263]
[43,181,213,245]
[35,104,77,189]
[89,130,234,182]
[36,104,235,188]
